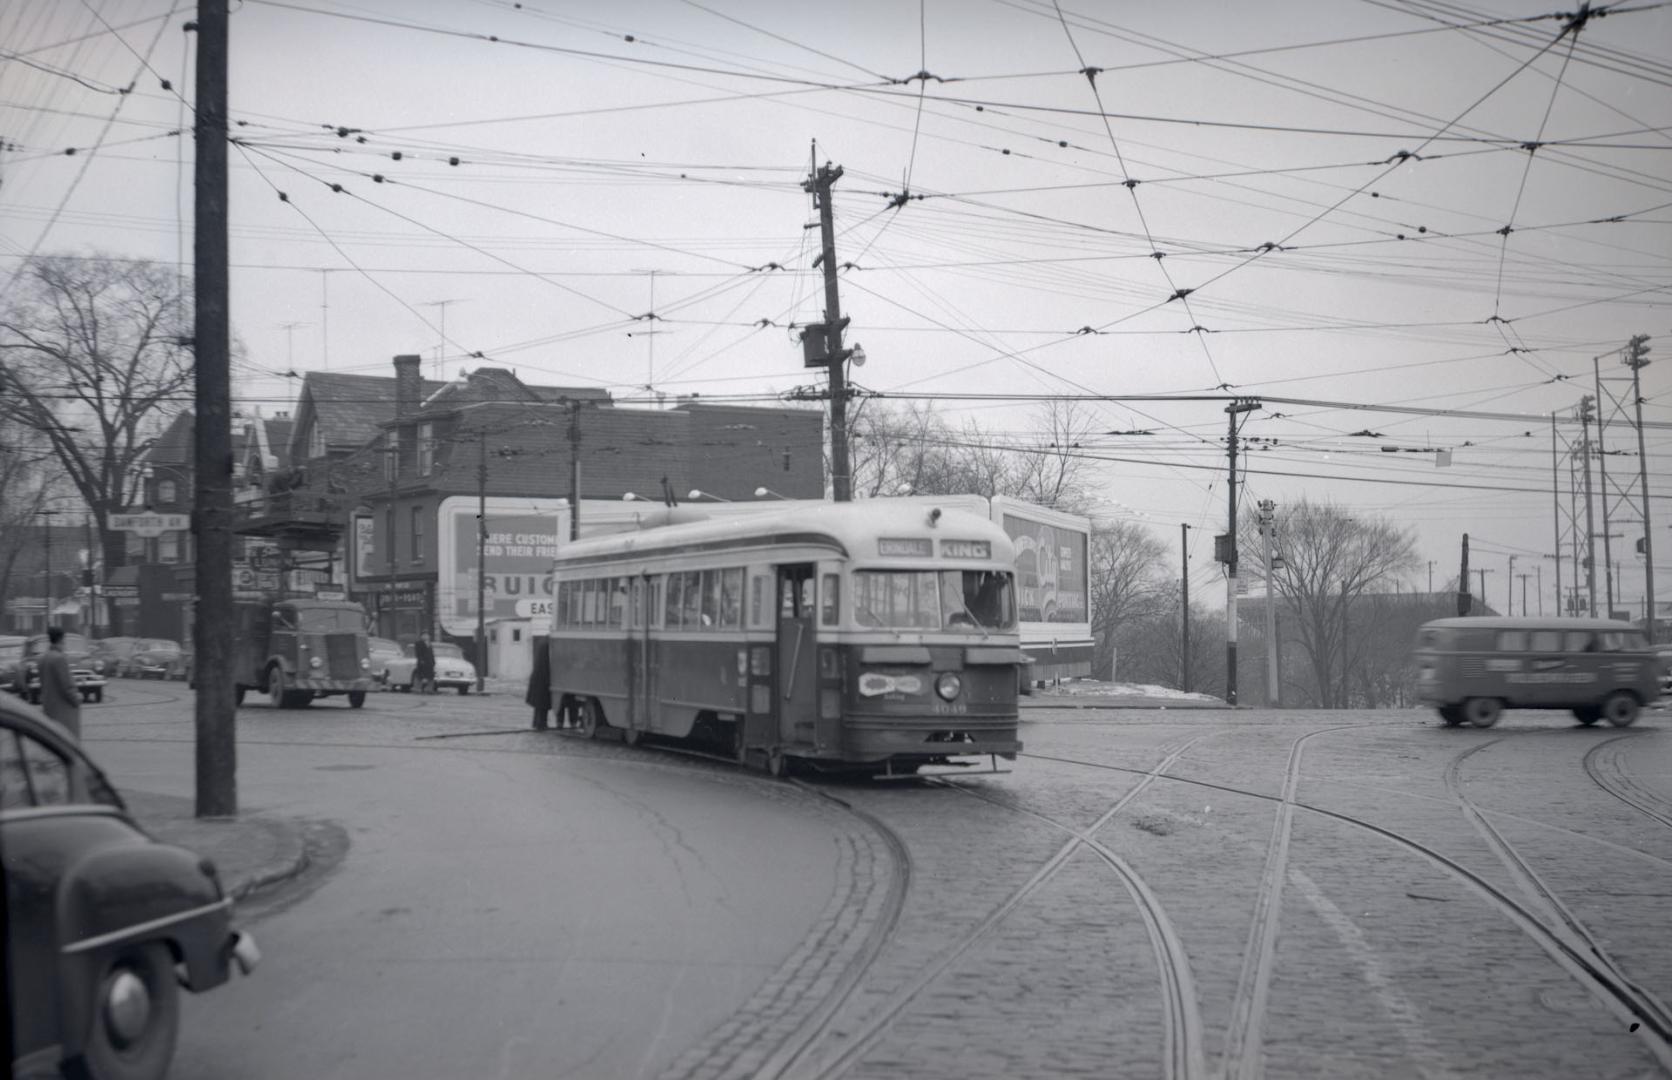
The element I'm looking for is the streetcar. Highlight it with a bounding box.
[546,502,1024,775]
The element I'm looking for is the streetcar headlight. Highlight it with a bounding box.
[935,672,962,701]
[360,658,370,669]
[310,656,323,669]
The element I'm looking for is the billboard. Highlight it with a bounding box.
[436,498,570,636]
[1001,513,1089,625]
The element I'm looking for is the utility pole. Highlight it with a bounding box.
[83,514,98,637]
[1519,573,1530,617]
[1550,415,1562,618]
[567,401,582,541]
[1477,567,1495,610]
[801,145,853,501]
[1626,334,1656,640]
[1594,358,1618,619]
[1459,533,1471,616]
[1428,560,1434,595]
[1180,523,1190,693]
[1223,399,1260,706]
[192,0,236,818]
[1507,554,1517,615]
[1259,499,1279,707]
[1578,396,1599,615]
[1537,562,1544,616]
[385,442,398,638]
[37,509,59,630]
[476,434,488,691]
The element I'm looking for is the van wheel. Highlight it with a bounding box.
[1572,707,1599,726]
[348,691,366,709]
[1438,706,1464,727]
[267,666,288,708]
[1462,697,1502,728]
[1601,691,1640,728]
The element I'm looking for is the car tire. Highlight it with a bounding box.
[579,697,602,740]
[348,690,366,709]
[1573,707,1599,726]
[75,942,180,1080]
[1438,705,1464,727]
[1462,697,1502,728]
[458,685,469,695]
[1601,691,1640,728]
[93,688,104,704]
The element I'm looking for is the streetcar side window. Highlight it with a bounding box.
[750,574,765,627]
[556,582,569,628]
[628,577,642,629]
[607,578,627,628]
[682,571,704,627]
[700,571,720,628]
[720,568,743,628]
[665,573,683,627]
[821,573,839,626]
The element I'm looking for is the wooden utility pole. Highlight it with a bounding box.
[192,0,236,818]
[567,401,582,541]
[1259,499,1279,707]
[802,146,853,501]
[1580,395,1599,615]
[1626,335,1656,640]
[1223,399,1259,705]
[1507,554,1517,615]
[1459,533,1471,616]
[37,509,58,630]
[1550,416,1562,617]
[1180,523,1190,693]
[476,434,488,687]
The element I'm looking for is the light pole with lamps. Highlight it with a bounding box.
[688,489,731,503]
[754,486,792,500]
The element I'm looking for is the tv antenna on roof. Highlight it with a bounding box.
[420,299,467,381]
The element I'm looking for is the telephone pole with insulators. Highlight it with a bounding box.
[799,145,855,502]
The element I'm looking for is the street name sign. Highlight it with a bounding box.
[110,512,190,538]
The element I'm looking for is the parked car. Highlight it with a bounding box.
[21,633,108,705]
[367,637,404,688]
[91,636,145,678]
[384,641,479,694]
[0,635,26,695]
[129,639,186,680]
[3,691,260,1080]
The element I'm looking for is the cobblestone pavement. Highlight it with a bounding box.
[82,682,1672,1078]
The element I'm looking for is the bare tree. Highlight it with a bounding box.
[1248,498,1420,709]
[0,254,192,573]
[1088,518,1170,679]
[0,416,54,605]
[1007,399,1100,514]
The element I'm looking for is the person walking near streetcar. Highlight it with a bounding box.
[414,633,436,695]
[38,626,83,739]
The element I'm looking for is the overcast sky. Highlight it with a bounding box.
[3,0,1669,617]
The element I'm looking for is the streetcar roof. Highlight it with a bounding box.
[554,502,1015,568]
[1418,616,1647,633]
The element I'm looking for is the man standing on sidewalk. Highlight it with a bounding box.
[39,626,82,739]
[414,633,436,695]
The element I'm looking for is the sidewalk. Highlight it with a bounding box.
[123,790,310,901]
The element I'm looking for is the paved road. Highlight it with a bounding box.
[79,682,1672,1079]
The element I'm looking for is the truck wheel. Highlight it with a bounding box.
[267,666,288,708]
[77,941,180,1080]
[1601,691,1640,728]
[1438,705,1464,727]
[348,691,366,709]
[1572,707,1599,726]
[579,698,602,740]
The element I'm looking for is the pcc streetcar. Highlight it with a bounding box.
[545,502,1024,775]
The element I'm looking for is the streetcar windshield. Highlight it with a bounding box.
[852,569,1015,631]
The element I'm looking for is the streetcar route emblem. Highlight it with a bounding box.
[858,672,924,697]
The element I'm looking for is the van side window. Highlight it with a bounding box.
[1529,631,1561,651]
[1497,631,1528,651]
[1564,631,1594,652]
[1599,631,1629,652]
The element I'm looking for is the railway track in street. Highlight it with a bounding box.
[1584,732,1672,831]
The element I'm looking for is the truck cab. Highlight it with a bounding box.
[233,598,374,708]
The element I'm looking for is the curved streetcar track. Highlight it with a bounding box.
[1022,748,1672,1070]
[788,737,1210,1080]
[1584,733,1672,831]
[1446,740,1672,1033]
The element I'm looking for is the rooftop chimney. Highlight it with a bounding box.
[394,354,422,418]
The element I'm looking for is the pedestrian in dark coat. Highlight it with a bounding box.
[414,634,436,695]
[526,634,552,730]
[39,626,83,739]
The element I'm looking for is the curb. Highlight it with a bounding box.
[228,825,311,902]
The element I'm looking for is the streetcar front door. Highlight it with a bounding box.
[627,575,650,737]
[774,564,817,750]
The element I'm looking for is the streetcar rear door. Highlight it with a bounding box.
[774,565,817,751]
[627,575,650,738]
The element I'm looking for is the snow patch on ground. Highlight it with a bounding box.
[1035,678,1226,705]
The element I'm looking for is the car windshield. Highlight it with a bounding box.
[851,569,1016,631]
[143,641,181,654]
[296,608,364,632]
[370,638,401,654]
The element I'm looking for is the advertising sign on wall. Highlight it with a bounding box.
[353,515,377,582]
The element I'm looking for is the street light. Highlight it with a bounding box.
[688,489,731,502]
[754,486,790,500]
